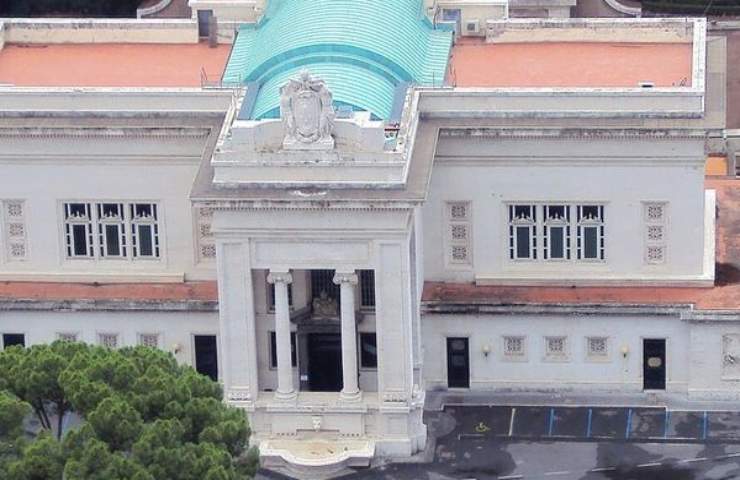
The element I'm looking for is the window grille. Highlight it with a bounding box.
[3,200,28,262]
[57,332,78,342]
[98,333,119,349]
[138,333,159,348]
[446,202,472,266]
[643,202,667,265]
[545,336,567,359]
[503,336,526,357]
[587,337,608,358]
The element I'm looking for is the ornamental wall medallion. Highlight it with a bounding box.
[280,70,335,150]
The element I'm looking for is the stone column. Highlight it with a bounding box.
[268,270,295,400]
[334,271,361,401]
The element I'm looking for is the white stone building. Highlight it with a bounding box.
[0,1,737,474]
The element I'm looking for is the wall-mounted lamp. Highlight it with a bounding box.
[620,345,629,358]
[171,343,183,354]
[482,344,491,358]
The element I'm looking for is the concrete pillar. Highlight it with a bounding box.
[334,271,361,401]
[268,270,295,400]
[216,241,257,403]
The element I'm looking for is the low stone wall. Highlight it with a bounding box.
[0,18,198,46]
[487,17,695,43]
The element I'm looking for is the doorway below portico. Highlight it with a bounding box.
[306,332,343,392]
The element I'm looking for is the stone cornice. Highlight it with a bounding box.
[0,127,210,139]
[190,199,420,211]
[0,298,218,312]
[421,301,692,316]
[439,128,712,140]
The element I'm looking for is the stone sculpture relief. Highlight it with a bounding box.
[280,70,335,150]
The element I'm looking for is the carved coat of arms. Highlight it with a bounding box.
[279,71,335,150]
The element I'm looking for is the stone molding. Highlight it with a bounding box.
[0,298,218,312]
[439,128,711,140]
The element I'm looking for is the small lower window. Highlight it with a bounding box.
[57,332,79,342]
[544,336,567,360]
[360,333,377,368]
[138,333,160,349]
[98,333,119,349]
[269,331,297,368]
[587,337,608,359]
[2,333,25,349]
[503,336,526,358]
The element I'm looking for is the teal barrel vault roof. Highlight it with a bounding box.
[222,0,453,120]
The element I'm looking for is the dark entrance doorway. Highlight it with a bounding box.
[197,10,213,37]
[307,333,342,391]
[194,335,218,381]
[643,338,666,390]
[447,337,470,388]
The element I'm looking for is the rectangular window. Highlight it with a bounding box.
[544,205,570,260]
[98,333,119,349]
[359,270,376,308]
[509,205,537,260]
[131,203,159,258]
[360,333,377,368]
[577,205,605,260]
[64,203,93,258]
[97,203,126,258]
[2,333,25,349]
[57,332,79,342]
[138,333,160,349]
[503,336,526,358]
[446,201,473,266]
[587,336,609,359]
[2,200,28,261]
[544,336,568,360]
[269,331,297,368]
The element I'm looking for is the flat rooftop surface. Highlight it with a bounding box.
[424,178,740,312]
[450,40,693,88]
[0,43,231,87]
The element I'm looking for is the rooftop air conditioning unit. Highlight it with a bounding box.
[465,19,480,34]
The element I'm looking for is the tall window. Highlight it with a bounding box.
[63,202,161,260]
[97,203,126,258]
[64,203,94,258]
[508,205,537,260]
[543,205,570,260]
[359,270,376,309]
[131,203,159,258]
[577,205,605,260]
[360,333,377,368]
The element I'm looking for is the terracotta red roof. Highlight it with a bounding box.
[0,281,218,303]
[423,178,740,312]
[449,40,693,88]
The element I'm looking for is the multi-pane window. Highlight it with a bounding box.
[586,336,609,359]
[269,331,297,368]
[2,200,28,261]
[130,203,159,258]
[98,333,119,349]
[508,205,537,260]
[57,332,79,342]
[446,201,472,266]
[544,336,568,360]
[63,202,161,260]
[360,333,377,368]
[503,336,526,358]
[359,270,376,309]
[2,333,25,349]
[138,333,160,349]
[576,205,605,261]
[543,205,570,260]
[64,203,94,258]
[97,203,126,258]
[643,202,667,265]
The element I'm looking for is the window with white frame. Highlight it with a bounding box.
[97,203,126,258]
[508,205,537,260]
[544,336,568,360]
[643,202,667,265]
[57,332,78,342]
[2,200,28,262]
[64,203,94,258]
[576,205,605,261]
[98,333,119,349]
[138,333,160,349]
[130,203,159,258]
[543,205,570,260]
[586,336,609,359]
[503,336,526,358]
[63,202,161,260]
[446,201,472,266]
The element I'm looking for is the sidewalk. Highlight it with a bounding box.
[426,390,740,412]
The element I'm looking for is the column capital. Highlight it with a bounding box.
[267,270,293,285]
[333,271,358,285]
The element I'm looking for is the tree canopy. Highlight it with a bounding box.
[0,341,259,480]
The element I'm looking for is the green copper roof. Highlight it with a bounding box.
[222,0,453,120]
